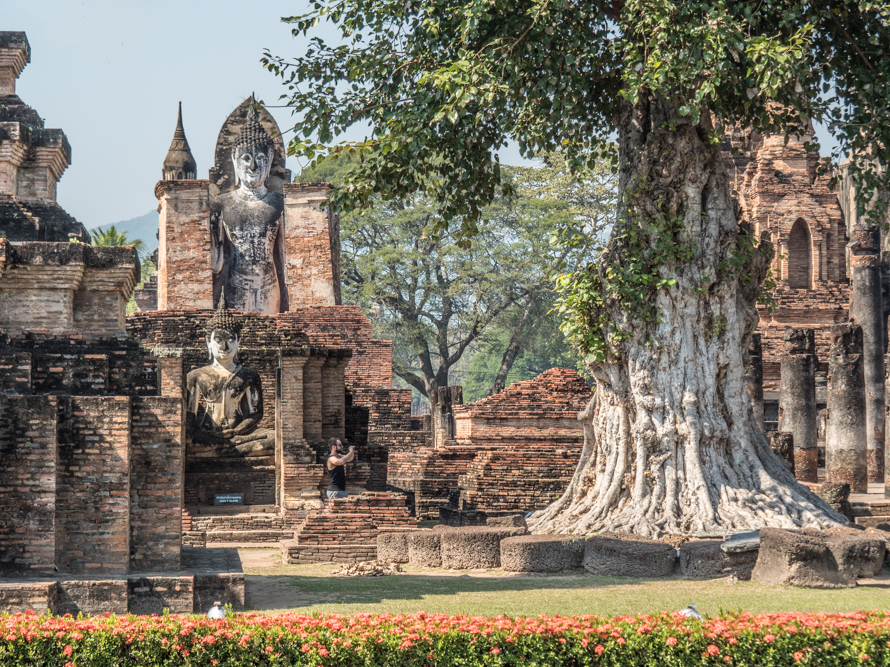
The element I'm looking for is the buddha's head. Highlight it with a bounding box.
[232,107,274,191]
[205,292,241,365]
[208,328,239,366]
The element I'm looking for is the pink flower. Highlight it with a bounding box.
[62,645,73,656]
[707,644,719,656]
[594,644,604,655]
[666,636,677,646]
[794,653,804,661]
[265,646,274,654]
[763,634,775,643]
[318,648,329,657]
[490,647,501,654]
[617,637,626,645]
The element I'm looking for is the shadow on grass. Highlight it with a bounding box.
[254,570,659,607]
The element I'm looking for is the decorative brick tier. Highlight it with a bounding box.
[389,369,591,521]
[447,448,582,522]
[281,492,417,563]
[453,368,591,440]
[387,446,485,519]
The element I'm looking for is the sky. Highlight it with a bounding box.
[7,1,838,229]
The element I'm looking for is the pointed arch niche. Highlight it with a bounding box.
[787,218,812,290]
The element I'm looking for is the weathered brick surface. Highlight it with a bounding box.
[129,397,183,573]
[723,130,850,392]
[155,181,213,311]
[55,396,131,575]
[55,579,129,616]
[282,183,341,306]
[0,395,57,577]
[284,492,417,563]
[128,575,193,614]
[391,370,590,521]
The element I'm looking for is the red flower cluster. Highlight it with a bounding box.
[0,609,888,666]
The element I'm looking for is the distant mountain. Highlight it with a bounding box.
[90,211,158,253]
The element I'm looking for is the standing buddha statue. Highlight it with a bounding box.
[210,106,288,314]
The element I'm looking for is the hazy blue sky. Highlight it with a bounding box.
[7,1,837,228]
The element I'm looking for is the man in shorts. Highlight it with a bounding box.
[326,438,355,499]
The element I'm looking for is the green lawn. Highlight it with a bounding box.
[240,550,890,617]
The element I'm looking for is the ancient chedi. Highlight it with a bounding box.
[130,97,423,532]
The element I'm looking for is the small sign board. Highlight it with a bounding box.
[214,493,243,506]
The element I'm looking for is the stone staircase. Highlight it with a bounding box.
[281,492,417,563]
[852,500,890,528]
[183,505,308,544]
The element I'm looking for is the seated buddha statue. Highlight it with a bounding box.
[185,294,274,461]
[210,106,288,314]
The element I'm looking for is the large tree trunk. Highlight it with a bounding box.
[529,94,844,537]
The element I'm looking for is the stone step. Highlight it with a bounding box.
[205,530,291,543]
[851,502,890,517]
[854,516,890,528]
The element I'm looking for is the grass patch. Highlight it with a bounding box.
[241,551,890,617]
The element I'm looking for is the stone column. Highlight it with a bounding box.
[849,225,885,484]
[434,386,463,447]
[302,356,324,442]
[885,352,890,498]
[321,355,347,441]
[769,432,795,476]
[746,333,764,433]
[778,327,818,481]
[825,323,868,492]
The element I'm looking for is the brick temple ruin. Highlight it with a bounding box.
[3,24,890,616]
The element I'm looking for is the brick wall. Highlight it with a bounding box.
[129,397,183,573]
[0,395,57,577]
[282,183,341,307]
[155,181,213,311]
[55,396,131,575]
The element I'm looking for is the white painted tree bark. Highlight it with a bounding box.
[528,94,844,537]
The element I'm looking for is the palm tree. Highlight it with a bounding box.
[91,224,147,258]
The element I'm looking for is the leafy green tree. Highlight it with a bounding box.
[302,154,604,406]
[266,0,890,535]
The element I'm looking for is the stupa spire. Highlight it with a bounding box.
[162,101,197,181]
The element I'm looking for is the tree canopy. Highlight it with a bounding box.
[301,151,610,401]
[265,0,890,234]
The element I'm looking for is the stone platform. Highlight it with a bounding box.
[281,492,417,564]
[0,547,244,615]
[184,505,312,544]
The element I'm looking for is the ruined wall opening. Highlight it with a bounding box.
[788,218,812,290]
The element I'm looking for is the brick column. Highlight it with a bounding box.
[849,225,885,484]
[778,327,818,482]
[746,333,764,433]
[302,357,325,441]
[130,397,183,572]
[278,354,323,507]
[155,351,184,397]
[0,395,58,578]
[321,356,347,441]
[282,183,341,307]
[155,180,212,310]
[56,397,131,575]
[825,323,868,492]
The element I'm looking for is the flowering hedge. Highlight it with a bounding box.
[1,610,889,666]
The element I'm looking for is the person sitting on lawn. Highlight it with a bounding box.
[326,438,355,499]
